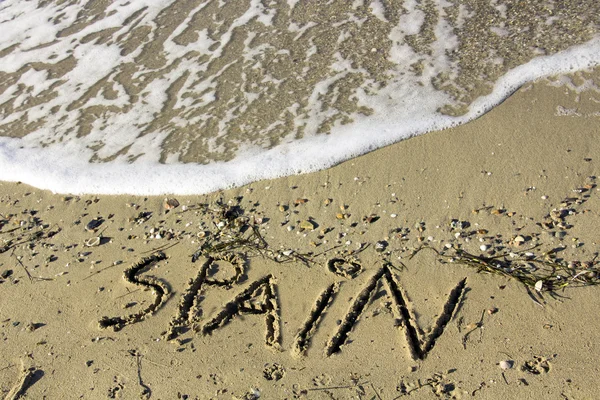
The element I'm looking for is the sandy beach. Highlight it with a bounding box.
[0,68,599,399]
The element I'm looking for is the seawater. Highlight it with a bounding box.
[1,0,599,195]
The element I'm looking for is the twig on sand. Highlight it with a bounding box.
[141,241,179,255]
[128,349,151,400]
[306,381,369,392]
[11,249,32,284]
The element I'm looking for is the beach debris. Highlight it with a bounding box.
[130,212,152,225]
[233,388,261,400]
[278,205,287,212]
[85,236,101,247]
[363,214,379,224]
[299,220,316,231]
[294,198,308,206]
[85,217,103,232]
[499,360,514,370]
[449,219,469,230]
[375,241,388,252]
[534,280,544,292]
[163,198,179,210]
[324,198,332,206]
[511,235,526,246]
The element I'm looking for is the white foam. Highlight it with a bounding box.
[1,38,599,195]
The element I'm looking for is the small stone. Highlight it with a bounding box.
[554,231,567,239]
[299,220,316,231]
[278,205,287,212]
[85,217,103,232]
[294,198,308,205]
[163,198,180,210]
[324,198,332,206]
[480,244,489,251]
[336,213,346,220]
[488,307,498,315]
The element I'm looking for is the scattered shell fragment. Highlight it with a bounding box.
[294,198,308,205]
[163,198,180,210]
[324,198,332,206]
[299,220,316,231]
[363,214,379,224]
[512,235,526,246]
[85,237,101,247]
[499,360,514,370]
[534,280,544,292]
[336,213,346,220]
[490,209,504,215]
[375,241,388,252]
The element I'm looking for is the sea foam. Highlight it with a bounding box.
[0,1,599,195]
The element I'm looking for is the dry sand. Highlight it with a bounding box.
[1,71,600,399]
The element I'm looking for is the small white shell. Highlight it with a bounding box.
[499,360,514,370]
[534,280,544,292]
[85,237,100,247]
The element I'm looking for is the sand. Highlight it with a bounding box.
[1,70,600,399]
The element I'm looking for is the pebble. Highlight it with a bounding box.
[163,198,180,210]
[299,220,316,231]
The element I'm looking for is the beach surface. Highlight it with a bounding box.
[1,70,600,399]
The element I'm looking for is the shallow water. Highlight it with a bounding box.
[1,0,599,194]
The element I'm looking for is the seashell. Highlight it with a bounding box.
[85,237,100,247]
[499,360,514,370]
